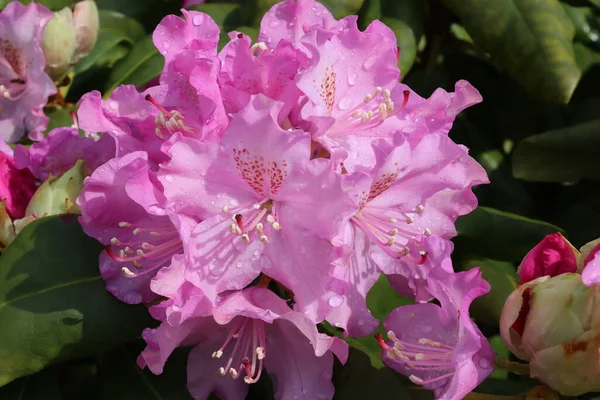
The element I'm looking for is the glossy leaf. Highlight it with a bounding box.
[442,0,581,104]
[513,118,600,182]
[382,17,417,76]
[104,35,164,94]
[0,215,152,387]
[75,11,145,74]
[95,0,181,32]
[0,0,76,10]
[454,207,563,263]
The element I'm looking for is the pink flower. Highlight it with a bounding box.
[295,18,402,171]
[258,0,337,53]
[0,143,37,219]
[517,233,578,284]
[218,32,303,119]
[581,238,600,286]
[77,151,190,304]
[138,286,348,400]
[13,125,114,181]
[326,132,486,336]
[378,268,494,400]
[159,94,357,321]
[0,2,55,143]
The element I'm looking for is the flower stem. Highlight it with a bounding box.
[493,356,531,375]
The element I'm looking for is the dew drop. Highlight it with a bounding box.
[236,261,243,269]
[357,319,364,326]
[209,260,226,276]
[478,357,491,369]
[334,321,342,327]
[337,95,354,111]
[347,71,358,86]
[363,55,378,71]
[192,15,204,26]
[201,179,207,185]
[229,199,238,206]
[164,174,174,183]
[269,19,281,28]
[108,100,118,110]
[328,295,343,307]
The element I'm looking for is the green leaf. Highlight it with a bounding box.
[332,349,412,399]
[0,215,153,387]
[441,0,581,104]
[563,3,600,49]
[105,35,164,95]
[459,258,518,327]
[255,0,363,21]
[381,0,426,41]
[489,335,510,379]
[454,207,563,263]
[75,11,146,74]
[97,343,192,400]
[0,369,61,400]
[46,107,76,132]
[512,118,600,182]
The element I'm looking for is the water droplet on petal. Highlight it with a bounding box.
[164,175,174,183]
[334,321,342,327]
[108,100,118,110]
[357,319,364,326]
[209,260,226,276]
[347,71,358,86]
[328,295,343,307]
[192,15,204,26]
[478,357,491,369]
[337,95,355,111]
[269,19,281,28]
[236,262,243,269]
[363,55,378,71]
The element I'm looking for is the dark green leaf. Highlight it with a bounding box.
[105,35,164,94]
[512,118,600,182]
[563,3,600,49]
[454,207,563,263]
[381,0,426,41]
[0,369,61,400]
[46,108,76,132]
[441,0,581,104]
[0,215,152,387]
[75,11,146,74]
[489,335,510,379]
[97,343,192,400]
[332,349,412,399]
[460,258,518,327]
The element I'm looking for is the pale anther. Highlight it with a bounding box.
[388,217,398,223]
[229,368,239,379]
[136,249,145,257]
[242,234,250,242]
[272,221,281,230]
[142,242,154,250]
[387,237,396,246]
[266,215,275,223]
[387,330,398,342]
[384,88,391,100]
[118,221,131,228]
[260,235,269,243]
[253,203,261,210]
[414,353,425,360]
[363,93,373,103]
[110,237,121,246]
[351,110,363,118]
[212,350,223,359]
[374,86,382,96]
[122,267,135,277]
[222,206,229,213]
[217,367,226,376]
[416,204,424,213]
[256,222,264,232]
[379,103,388,119]
[424,228,432,236]
[150,231,161,236]
[409,375,424,385]
[133,228,142,235]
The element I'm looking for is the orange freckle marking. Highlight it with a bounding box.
[319,65,336,113]
[562,340,589,357]
[232,148,289,196]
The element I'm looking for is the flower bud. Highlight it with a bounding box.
[41,7,77,81]
[25,159,85,218]
[500,273,600,395]
[71,0,99,64]
[517,232,578,283]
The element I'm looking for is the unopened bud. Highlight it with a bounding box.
[500,273,600,395]
[41,7,77,81]
[517,232,578,284]
[71,0,99,63]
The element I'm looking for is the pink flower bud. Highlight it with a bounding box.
[501,273,600,395]
[517,233,578,284]
[0,151,37,221]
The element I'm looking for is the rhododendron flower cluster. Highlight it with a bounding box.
[9,0,494,398]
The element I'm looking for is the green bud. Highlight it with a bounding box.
[25,160,85,218]
[41,7,77,81]
[500,273,600,395]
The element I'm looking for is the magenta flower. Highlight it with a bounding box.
[13,123,115,181]
[159,94,357,321]
[295,18,402,171]
[218,32,303,119]
[517,232,578,284]
[0,142,37,220]
[379,268,494,400]
[78,151,189,304]
[258,0,337,52]
[0,2,55,143]
[138,286,348,400]
[326,132,486,336]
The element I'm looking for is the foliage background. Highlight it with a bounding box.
[1,0,599,398]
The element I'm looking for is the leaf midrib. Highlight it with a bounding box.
[0,276,101,311]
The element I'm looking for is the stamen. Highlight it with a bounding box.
[217,367,226,376]
[363,94,373,103]
[122,267,135,277]
[409,375,424,384]
[222,206,229,213]
[118,222,131,228]
[110,237,121,246]
[272,222,281,230]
